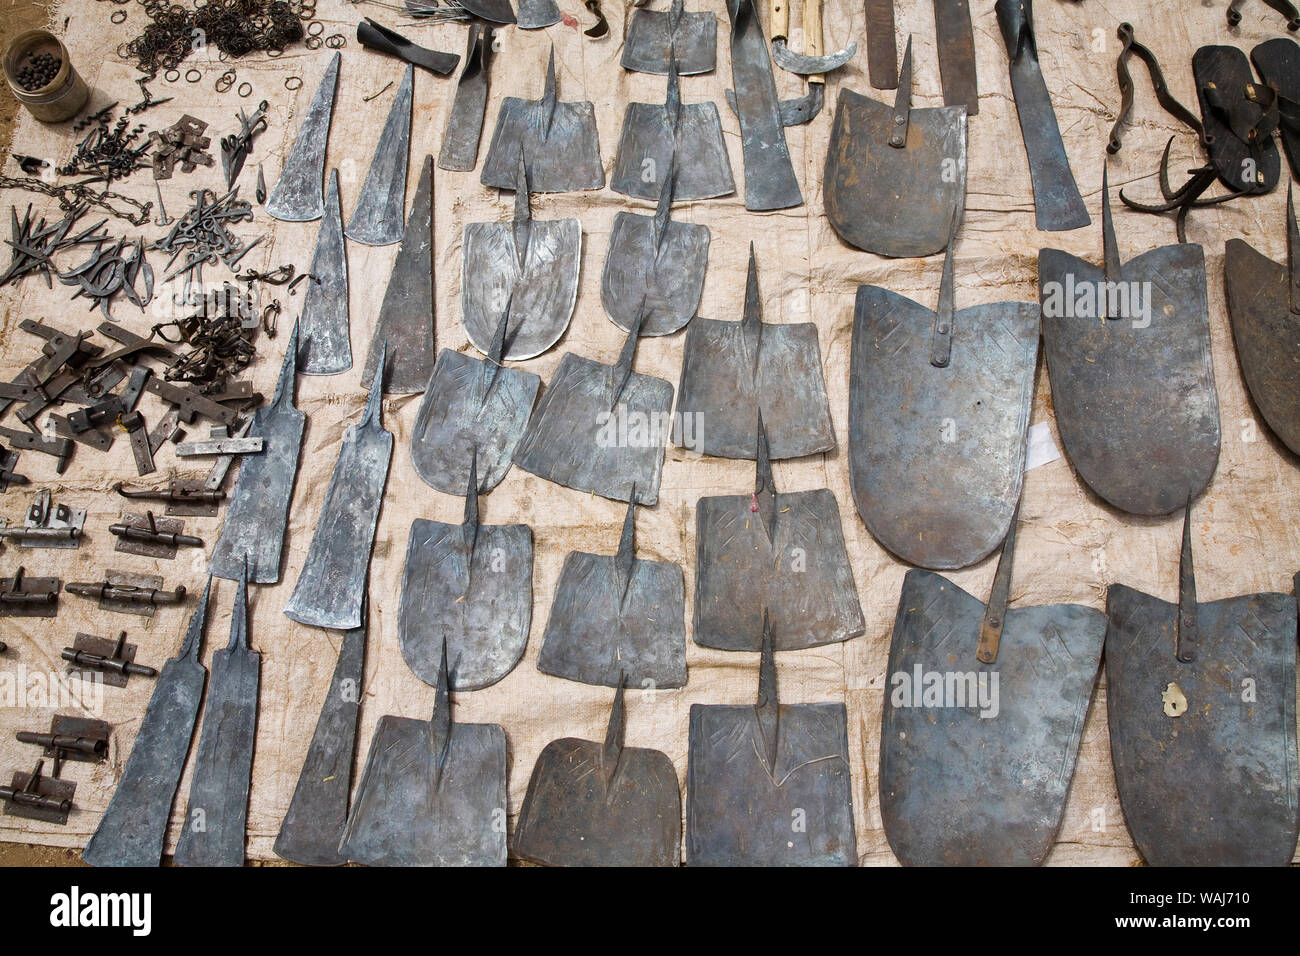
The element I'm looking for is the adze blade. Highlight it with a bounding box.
[267,52,340,222]
[345,64,414,247]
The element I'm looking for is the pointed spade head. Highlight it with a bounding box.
[272,321,300,409]
[179,577,213,662]
[651,158,676,253]
[361,343,386,427]
[665,55,683,132]
[754,610,780,771]
[609,304,647,410]
[512,151,532,269]
[228,556,250,652]
[752,412,777,541]
[463,448,482,559]
[540,46,558,139]
[1102,166,1122,288]
[1176,499,1198,663]
[740,242,764,381]
[889,36,914,148]
[600,676,627,792]
[931,208,960,368]
[430,637,452,788]
[479,297,516,403]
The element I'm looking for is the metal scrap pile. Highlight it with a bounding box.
[120,0,305,76]
[153,282,259,392]
[154,186,260,286]
[150,115,213,180]
[57,111,151,184]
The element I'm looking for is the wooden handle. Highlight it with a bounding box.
[772,0,789,41]
[803,0,823,58]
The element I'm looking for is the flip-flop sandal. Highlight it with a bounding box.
[1194,44,1281,193]
[1251,37,1300,179]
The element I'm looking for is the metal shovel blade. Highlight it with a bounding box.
[624,0,718,75]
[209,323,306,584]
[274,611,367,866]
[480,49,604,193]
[695,479,862,651]
[1039,242,1220,515]
[461,218,580,360]
[362,155,435,393]
[537,499,687,688]
[82,582,211,867]
[337,651,507,866]
[267,52,340,222]
[880,569,1105,865]
[439,25,492,173]
[411,349,540,494]
[174,565,260,867]
[725,0,802,210]
[1224,234,1300,456]
[514,685,682,866]
[283,366,393,631]
[849,289,1038,570]
[398,514,533,692]
[344,64,413,247]
[298,170,352,375]
[823,88,967,258]
[673,249,834,459]
[514,352,674,505]
[601,211,709,335]
[995,0,1089,231]
[1105,582,1298,866]
[517,0,561,28]
[685,622,857,865]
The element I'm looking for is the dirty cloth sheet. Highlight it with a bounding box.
[1,0,1298,865]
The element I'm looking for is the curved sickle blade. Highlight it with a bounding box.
[174,564,260,867]
[82,581,212,867]
[345,64,414,247]
[771,38,856,75]
[267,52,340,222]
[274,608,368,866]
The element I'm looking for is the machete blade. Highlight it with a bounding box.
[174,561,260,867]
[1039,176,1220,515]
[362,154,435,393]
[82,581,212,867]
[274,601,367,866]
[624,0,718,75]
[209,322,306,584]
[537,497,687,688]
[673,244,834,459]
[686,618,857,866]
[297,169,352,375]
[344,64,413,247]
[283,353,394,631]
[267,52,340,222]
[1105,508,1299,866]
[337,642,508,866]
[515,682,682,866]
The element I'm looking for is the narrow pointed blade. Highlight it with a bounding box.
[399,517,533,691]
[725,0,801,210]
[439,26,492,173]
[337,715,508,866]
[267,52,340,222]
[345,66,414,247]
[686,699,856,866]
[283,383,393,631]
[411,350,540,494]
[299,171,352,375]
[274,614,367,866]
[601,210,710,335]
[538,550,686,688]
[880,570,1105,865]
[514,352,674,505]
[173,575,260,867]
[82,585,211,867]
[673,317,834,459]
[363,155,435,393]
[694,488,863,650]
[209,329,306,584]
[515,735,681,866]
[1105,584,1299,865]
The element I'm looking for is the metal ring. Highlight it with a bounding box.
[305,35,322,49]
[164,68,180,82]
[307,20,323,36]
[325,33,345,48]
[116,41,131,58]
[284,75,302,91]
[185,68,201,83]
[238,82,252,98]
[267,47,283,57]
[111,9,127,22]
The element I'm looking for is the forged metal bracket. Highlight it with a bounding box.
[65,631,149,688]
[0,567,59,617]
